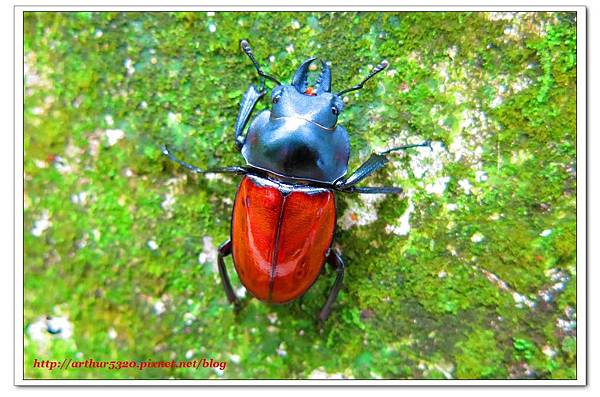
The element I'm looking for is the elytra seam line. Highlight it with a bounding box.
[268,194,287,302]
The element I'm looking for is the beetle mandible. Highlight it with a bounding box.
[163,40,430,322]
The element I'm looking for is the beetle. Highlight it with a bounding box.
[163,40,429,322]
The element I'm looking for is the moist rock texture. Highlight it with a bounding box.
[24,12,577,379]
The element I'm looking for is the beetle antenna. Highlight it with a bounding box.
[337,60,389,96]
[379,141,432,155]
[240,40,281,86]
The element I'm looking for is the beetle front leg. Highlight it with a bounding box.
[318,249,345,322]
[234,40,279,150]
[234,84,265,150]
[217,240,241,311]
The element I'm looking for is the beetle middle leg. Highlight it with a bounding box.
[162,146,247,176]
[334,141,431,192]
[217,239,241,311]
[318,249,345,322]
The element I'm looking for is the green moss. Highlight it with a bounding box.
[456,330,507,379]
[24,11,577,380]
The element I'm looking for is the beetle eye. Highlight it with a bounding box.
[331,106,339,116]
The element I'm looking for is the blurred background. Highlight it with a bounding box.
[23,11,577,379]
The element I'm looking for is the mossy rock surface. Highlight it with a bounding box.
[24,11,577,380]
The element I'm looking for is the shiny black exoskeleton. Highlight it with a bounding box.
[242,57,349,183]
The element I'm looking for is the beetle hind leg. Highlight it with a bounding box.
[217,240,241,311]
[318,249,345,322]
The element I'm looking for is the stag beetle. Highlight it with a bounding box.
[163,40,429,322]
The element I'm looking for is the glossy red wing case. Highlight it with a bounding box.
[231,175,336,303]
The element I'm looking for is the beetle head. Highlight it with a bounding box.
[269,58,344,131]
[240,41,389,183]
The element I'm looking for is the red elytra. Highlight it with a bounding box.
[231,175,336,303]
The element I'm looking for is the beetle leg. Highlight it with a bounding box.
[334,141,431,191]
[217,240,241,310]
[318,250,345,322]
[234,40,283,150]
[343,186,403,195]
[162,146,247,176]
[335,152,390,189]
[234,84,265,150]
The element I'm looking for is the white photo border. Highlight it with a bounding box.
[13,2,587,386]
